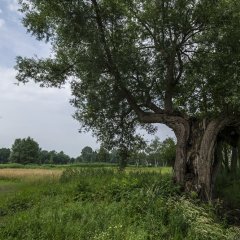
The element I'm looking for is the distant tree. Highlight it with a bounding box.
[109,149,119,164]
[39,148,73,165]
[146,137,162,167]
[160,138,176,167]
[97,145,110,163]
[129,150,147,167]
[75,155,83,163]
[81,146,95,163]
[9,137,40,164]
[38,149,51,164]
[38,149,72,164]
[55,151,71,164]
[128,139,147,166]
[48,151,55,164]
[215,141,240,177]
[9,139,21,163]
[0,148,11,163]
[70,158,75,164]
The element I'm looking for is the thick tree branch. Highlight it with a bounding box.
[91,0,188,127]
[131,74,164,114]
[91,0,146,119]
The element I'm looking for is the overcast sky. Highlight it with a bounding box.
[0,0,174,157]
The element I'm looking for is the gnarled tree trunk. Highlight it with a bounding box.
[172,117,240,200]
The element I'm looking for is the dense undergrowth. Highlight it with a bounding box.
[215,171,240,209]
[0,168,239,240]
[215,171,240,224]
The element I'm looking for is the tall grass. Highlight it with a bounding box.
[0,168,62,181]
[0,168,239,240]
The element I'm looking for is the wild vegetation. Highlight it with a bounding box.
[0,167,239,240]
[1,0,240,238]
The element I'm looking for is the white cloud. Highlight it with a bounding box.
[8,0,19,13]
[0,9,3,14]
[0,66,71,107]
[0,18,51,62]
[0,19,5,28]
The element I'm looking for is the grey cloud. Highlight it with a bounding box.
[0,66,99,157]
[0,18,5,28]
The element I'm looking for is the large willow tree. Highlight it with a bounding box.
[16,0,240,199]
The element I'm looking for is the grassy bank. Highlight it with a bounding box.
[0,168,239,239]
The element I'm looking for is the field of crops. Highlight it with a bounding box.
[0,165,239,240]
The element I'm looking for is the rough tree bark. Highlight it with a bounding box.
[171,117,240,200]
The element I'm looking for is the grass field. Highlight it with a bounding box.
[0,165,239,240]
[0,168,62,181]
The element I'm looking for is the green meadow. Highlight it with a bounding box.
[0,166,239,240]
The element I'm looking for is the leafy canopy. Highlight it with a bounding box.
[16,0,240,144]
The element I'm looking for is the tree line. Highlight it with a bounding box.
[0,137,74,165]
[0,136,175,167]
